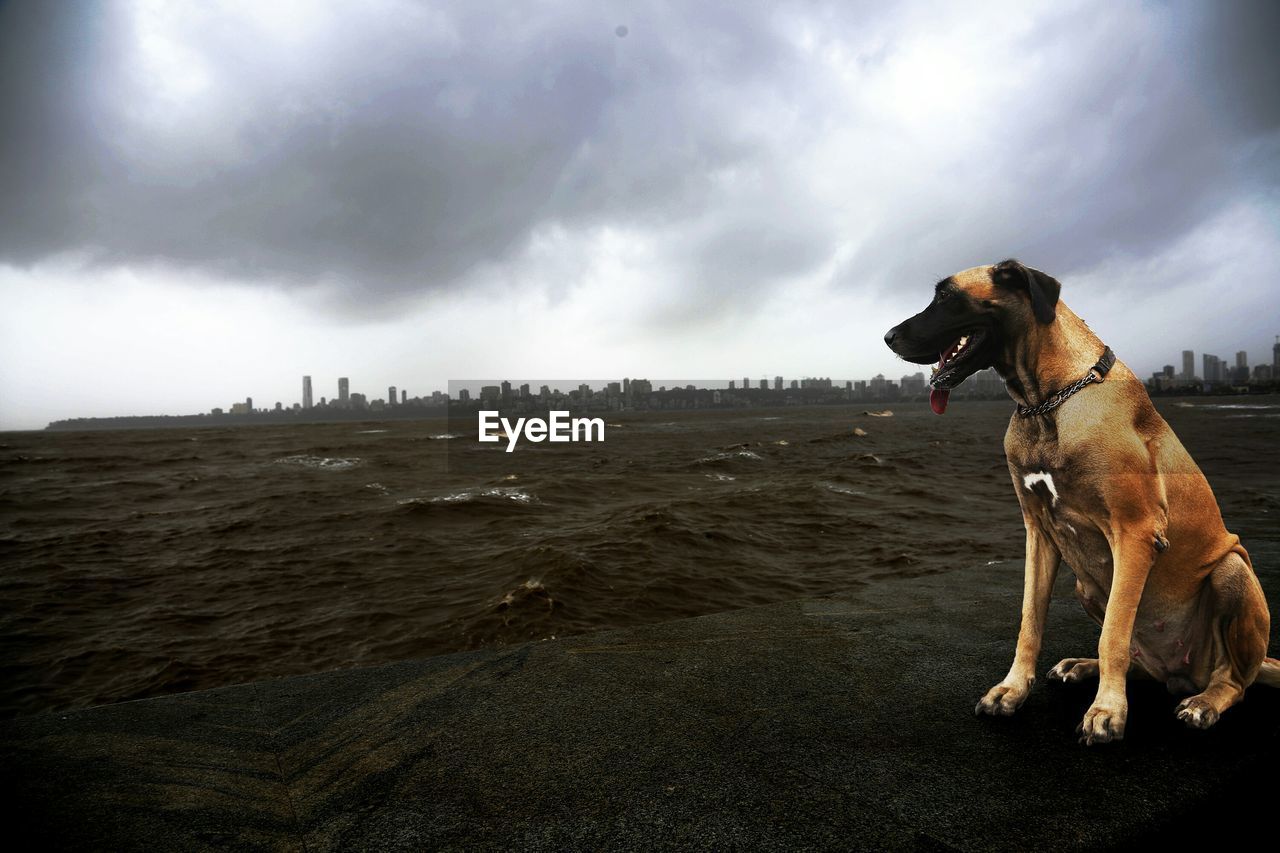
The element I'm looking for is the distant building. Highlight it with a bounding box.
[774,376,783,391]
[743,377,750,390]
[479,385,500,405]
[302,376,313,409]
[728,380,736,390]
[1182,350,1195,382]
[758,378,768,390]
[973,368,1004,395]
[338,377,349,406]
[401,390,407,405]
[1274,336,1280,376]
[900,373,926,395]
[388,386,396,406]
[1202,354,1222,384]
[458,389,471,403]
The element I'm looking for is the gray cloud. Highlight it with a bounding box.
[1,0,1277,319]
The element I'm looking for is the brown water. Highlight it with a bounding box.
[2,398,1278,718]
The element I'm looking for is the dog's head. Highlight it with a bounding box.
[882,259,1060,413]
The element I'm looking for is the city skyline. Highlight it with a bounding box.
[201,333,1280,416]
[38,327,1280,429]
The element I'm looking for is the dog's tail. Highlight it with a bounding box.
[1258,658,1280,688]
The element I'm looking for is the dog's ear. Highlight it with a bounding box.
[992,259,1060,324]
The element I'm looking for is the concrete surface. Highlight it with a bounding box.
[3,560,1278,851]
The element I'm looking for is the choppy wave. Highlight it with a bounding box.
[272,454,362,470]
[697,448,764,463]
[397,486,536,507]
[1200,403,1280,410]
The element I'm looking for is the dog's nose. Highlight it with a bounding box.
[884,327,899,347]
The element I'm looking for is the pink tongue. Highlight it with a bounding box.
[930,388,950,415]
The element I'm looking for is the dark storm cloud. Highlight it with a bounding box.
[1,1,1276,312]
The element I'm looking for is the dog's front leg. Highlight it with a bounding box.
[976,521,1060,716]
[1077,526,1154,744]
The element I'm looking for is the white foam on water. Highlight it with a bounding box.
[399,486,536,505]
[273,454,362,470]
[1200,403,1279,410]
[698,449,763,463]
[354,429,389,434]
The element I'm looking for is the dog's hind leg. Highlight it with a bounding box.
[1046,657,1152,684]
[1176,550,1270,730]
[1047,658,1097,683]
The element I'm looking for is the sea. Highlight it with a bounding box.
[2,397,1278,718]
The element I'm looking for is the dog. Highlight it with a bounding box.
[883,259,1277,744]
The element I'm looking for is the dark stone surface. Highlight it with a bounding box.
[3,561,1278,851]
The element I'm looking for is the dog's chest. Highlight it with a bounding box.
[1009,458,1114,581]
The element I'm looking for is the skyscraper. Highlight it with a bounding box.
[388,386,397,406]
[1181,350,1194,381]
[338,377,349,406]
[1202,354,1221,384]
[1273,336,1280,376]
[774,376,783,391]
[302,376,313,409]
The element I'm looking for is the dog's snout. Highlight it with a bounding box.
[884,327,900,347]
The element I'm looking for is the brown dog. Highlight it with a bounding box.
[884,259,1277,744]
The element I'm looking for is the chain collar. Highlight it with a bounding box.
[1015,346,1115,418]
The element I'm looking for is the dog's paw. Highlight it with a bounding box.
[1176,695,1220,730]
[1076,700,1127,745]
[1047,658,1099,684]
[974,679,1032,717]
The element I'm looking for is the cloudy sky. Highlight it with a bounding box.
[1,0,1277,429]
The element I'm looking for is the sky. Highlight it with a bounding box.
[1,0,1278,430]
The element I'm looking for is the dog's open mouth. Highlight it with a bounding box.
[929,331,983,414]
